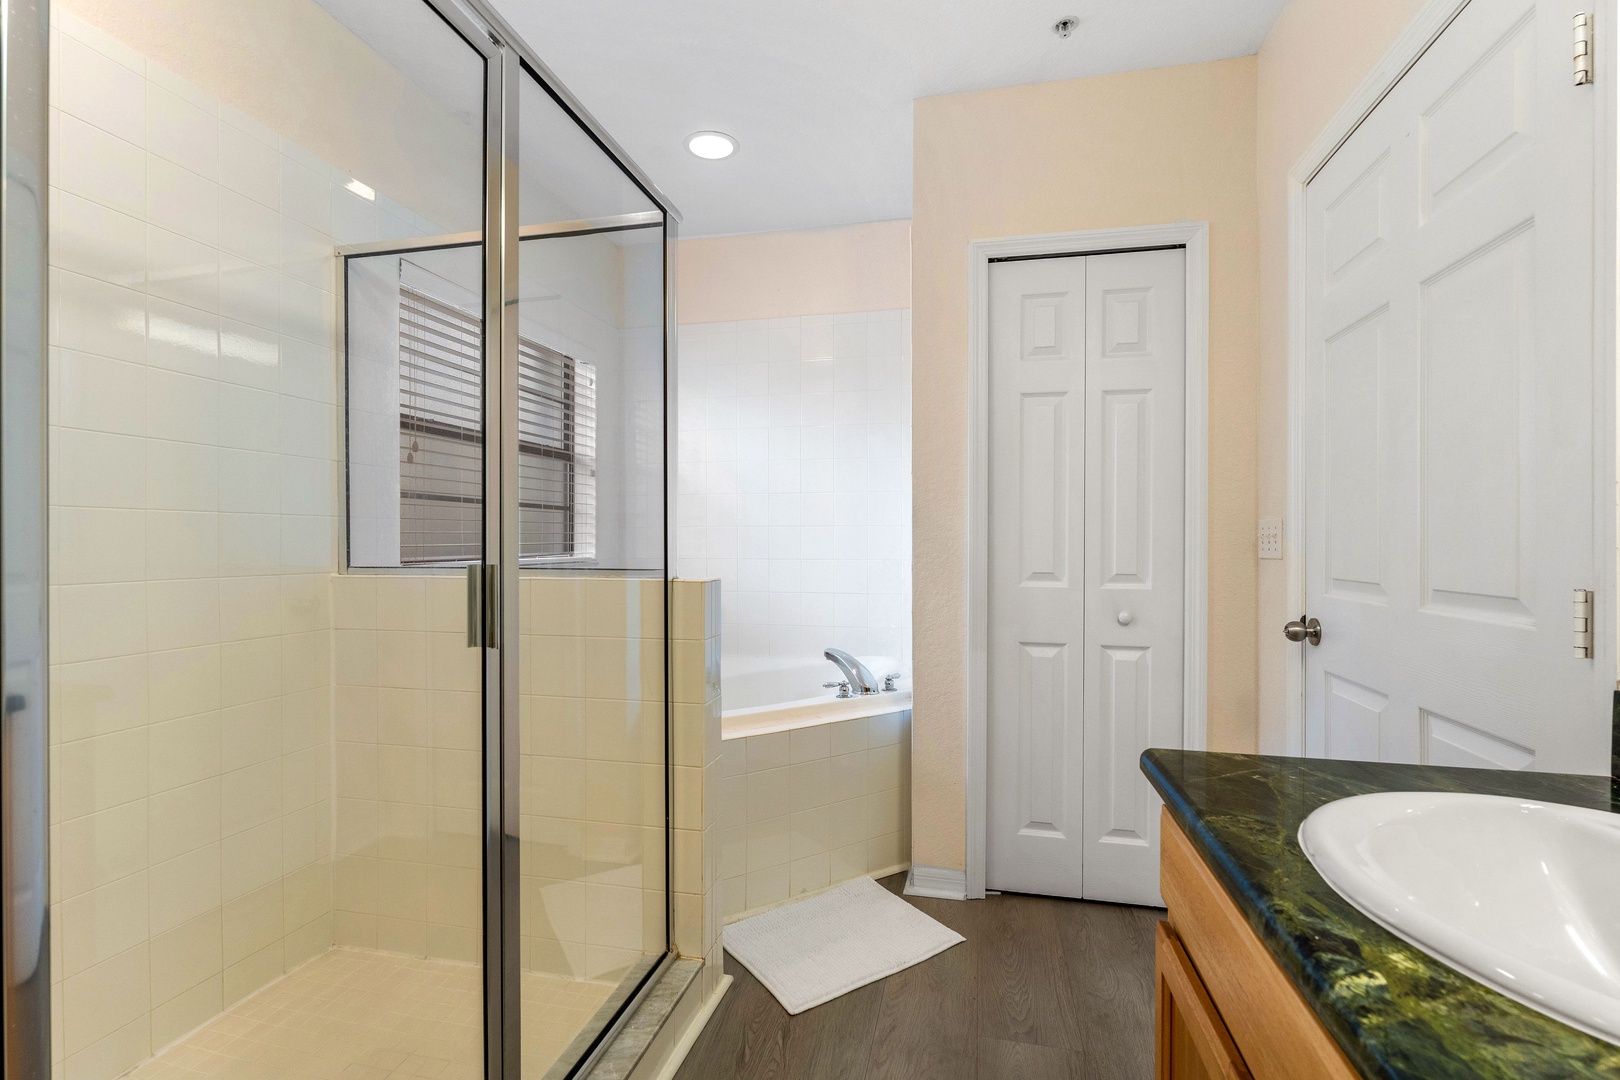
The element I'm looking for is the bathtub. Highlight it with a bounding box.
[721,654,912,739]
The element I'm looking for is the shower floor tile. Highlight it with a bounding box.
[124,948,617,1080]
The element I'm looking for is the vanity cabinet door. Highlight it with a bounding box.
[1155,921,1253,1080]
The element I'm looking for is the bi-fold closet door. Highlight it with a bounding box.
[985,249,1185,907]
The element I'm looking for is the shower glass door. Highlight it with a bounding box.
[510,65,673,1075]
[37,1,674,1078]
[47,0,494,1075]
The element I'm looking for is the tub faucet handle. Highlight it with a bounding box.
[883,672,901,692]
[823,680,852,699]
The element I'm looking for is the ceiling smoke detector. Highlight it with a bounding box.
[1052,17,1079,38]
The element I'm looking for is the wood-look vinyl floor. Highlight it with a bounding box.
[675,875,1163,1080]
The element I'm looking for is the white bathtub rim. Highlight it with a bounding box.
[721,689,912,741]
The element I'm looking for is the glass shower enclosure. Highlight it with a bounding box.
[0,0,679,1077]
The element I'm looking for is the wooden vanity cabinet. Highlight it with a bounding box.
[1155,809,1361,1080]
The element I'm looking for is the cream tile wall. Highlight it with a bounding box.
[328,574,483,962]
[327,576,682,990]
[716,711,910,921]
[515,574,671,983]
[620,637,910,985]
[333,573,680,977]
[46,11,444,1080]
[668,580,724,1002]
[50,10,687,1080]
[676,312,912,668]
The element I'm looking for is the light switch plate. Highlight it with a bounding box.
[1258,518,1283,560]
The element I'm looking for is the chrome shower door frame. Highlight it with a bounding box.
[483,30,522,1080]
[418,1,686,1077]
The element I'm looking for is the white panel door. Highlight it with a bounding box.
[1081,250,1185,906]
[987,249,1185,904]
[987,257,1088,898]
[1302,0,1609,772]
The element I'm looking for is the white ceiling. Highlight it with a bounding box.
[491,0,1286,237]
[321,0,1286,237]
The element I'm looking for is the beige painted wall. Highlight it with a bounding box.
[677,220,911,324]
[1254,0,1429,753]
[910,58,1261,872]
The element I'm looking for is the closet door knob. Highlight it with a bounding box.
[1117,611,1133,626]
[1283,616,1322,646]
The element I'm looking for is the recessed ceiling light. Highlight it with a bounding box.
[345,177,376,201]
[687,131,737,160]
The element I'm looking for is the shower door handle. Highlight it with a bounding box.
[468,564,500,648]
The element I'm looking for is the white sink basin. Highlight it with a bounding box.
[1299,791,1620,1045]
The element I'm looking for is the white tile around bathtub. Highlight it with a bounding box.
[827,751,866,805]
[789,759,829,814]
[788,725,829,763]
[827,718,867,757]
[830,842,867,884]
[677,307,920,676]
[744,731,789,773]
[745,768,790,822]
[745,815,789,874]
[829,796,866,850]
[789,853,830,897]
[867,710,908,748]
[789,806,830,860]
[745,865,788,911]
[719,740,747,779]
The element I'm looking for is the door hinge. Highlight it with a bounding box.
[1573,588,1594,658]
[1575,13,1595,86]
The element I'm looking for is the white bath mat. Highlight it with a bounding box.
[722,876,965,1015]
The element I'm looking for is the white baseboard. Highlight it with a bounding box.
[904,864,968,900]
[651,974,732,1080]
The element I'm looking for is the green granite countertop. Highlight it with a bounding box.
[1140,750,1620,1079]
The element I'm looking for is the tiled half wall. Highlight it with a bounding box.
[714,712,911,921]
[332,574,674,982]
[665,578,910,994]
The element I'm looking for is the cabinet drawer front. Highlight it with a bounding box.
[1161,809,1361,1080]
[1156,920,1253,1080]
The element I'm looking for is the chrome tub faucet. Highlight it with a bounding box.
[824,648,879,695]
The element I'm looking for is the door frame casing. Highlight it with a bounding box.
[1277,0,1619,757]
[964,222,1211,901]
